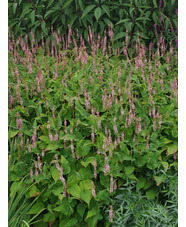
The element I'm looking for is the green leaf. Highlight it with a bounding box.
[25,185,40,198]
[153,0,158,7]
[136,178,146,190]
[20,6,32,18]
[28,202,45,214]
[68,183,81,198]
[13,3,17,15]
[61,156,71,175]
[39,135,50,143]
[41,22,48,36]
[167,144,178,156]
[43,212,55,223]
[116,19,130,25]
[80,157,95,167]
[85,208,97,220]
[171,0,175,5]
[77,140,92,158]
[64,218,78,226]
[101,5,110,17]
[79,0,84,11]
[94,7,102,21]
[77,203,86,219]
[63,0,73,9]
[146,188,158,200]
[50,166,60,181]
[80,190,92,205]
[30,10,35,24]
[79,180,92,191]
[14,162,27,177]
[96,190,110,205]
[81,5,96,19]
[136,17,151,22]
[161,161,169,172]
[45,143,59,151]
[47,0,55,8]
[114,32,126,41]
[59,217,78,227]
[124,166,134,175]
[53,198,73,216]
[154,175,166,186]
[9,130,19,139]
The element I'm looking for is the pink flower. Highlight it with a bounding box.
[91,125,95,144]
[34,162,39,176]
[94,158,97,179]
[37,154,42,173]
[109,205,114,223]
[91,181,96,198]
[30,168,33,182]
[97,146,100,155]
[121,131,124,141]
[54,130,58,141]
[71,139,75,158]
[27,139,31,154]
[32,127,36,148]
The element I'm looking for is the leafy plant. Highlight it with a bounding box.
[8,24,177,226]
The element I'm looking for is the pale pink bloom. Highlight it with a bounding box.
[52,105,56,118]
[34,162,39,176]
[49,132,53,141]
[70,127,73,135]
[27,139,31,153]
[121,131,124,141]
[110,174,113,193]
[54,130,58,141]
[91,181,96,198]
[149,106,151,117]
[114,137,117,149]
[133,133,136,142]
[32,127,36,148]
[42,145,44,157]
[156,106,160,118]
[30,168,33,182]
[71,139,75,158]
[97,147,100,155]
[37,154,42,173]
[138,117,141,133]
[91,125,94,144]
[109,205,113,223]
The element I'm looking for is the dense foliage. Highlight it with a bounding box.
[8,25,178,226]
[8,0,178,48]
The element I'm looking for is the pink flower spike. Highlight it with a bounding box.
[54,130,58,141]
[109,205,113,223]
[30,168,33,182]
[97,146,100,155]
[34,162,39,176]
[110,174,113,193]
[91,181,96,198]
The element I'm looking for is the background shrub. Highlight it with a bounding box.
[8,0,178,48]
